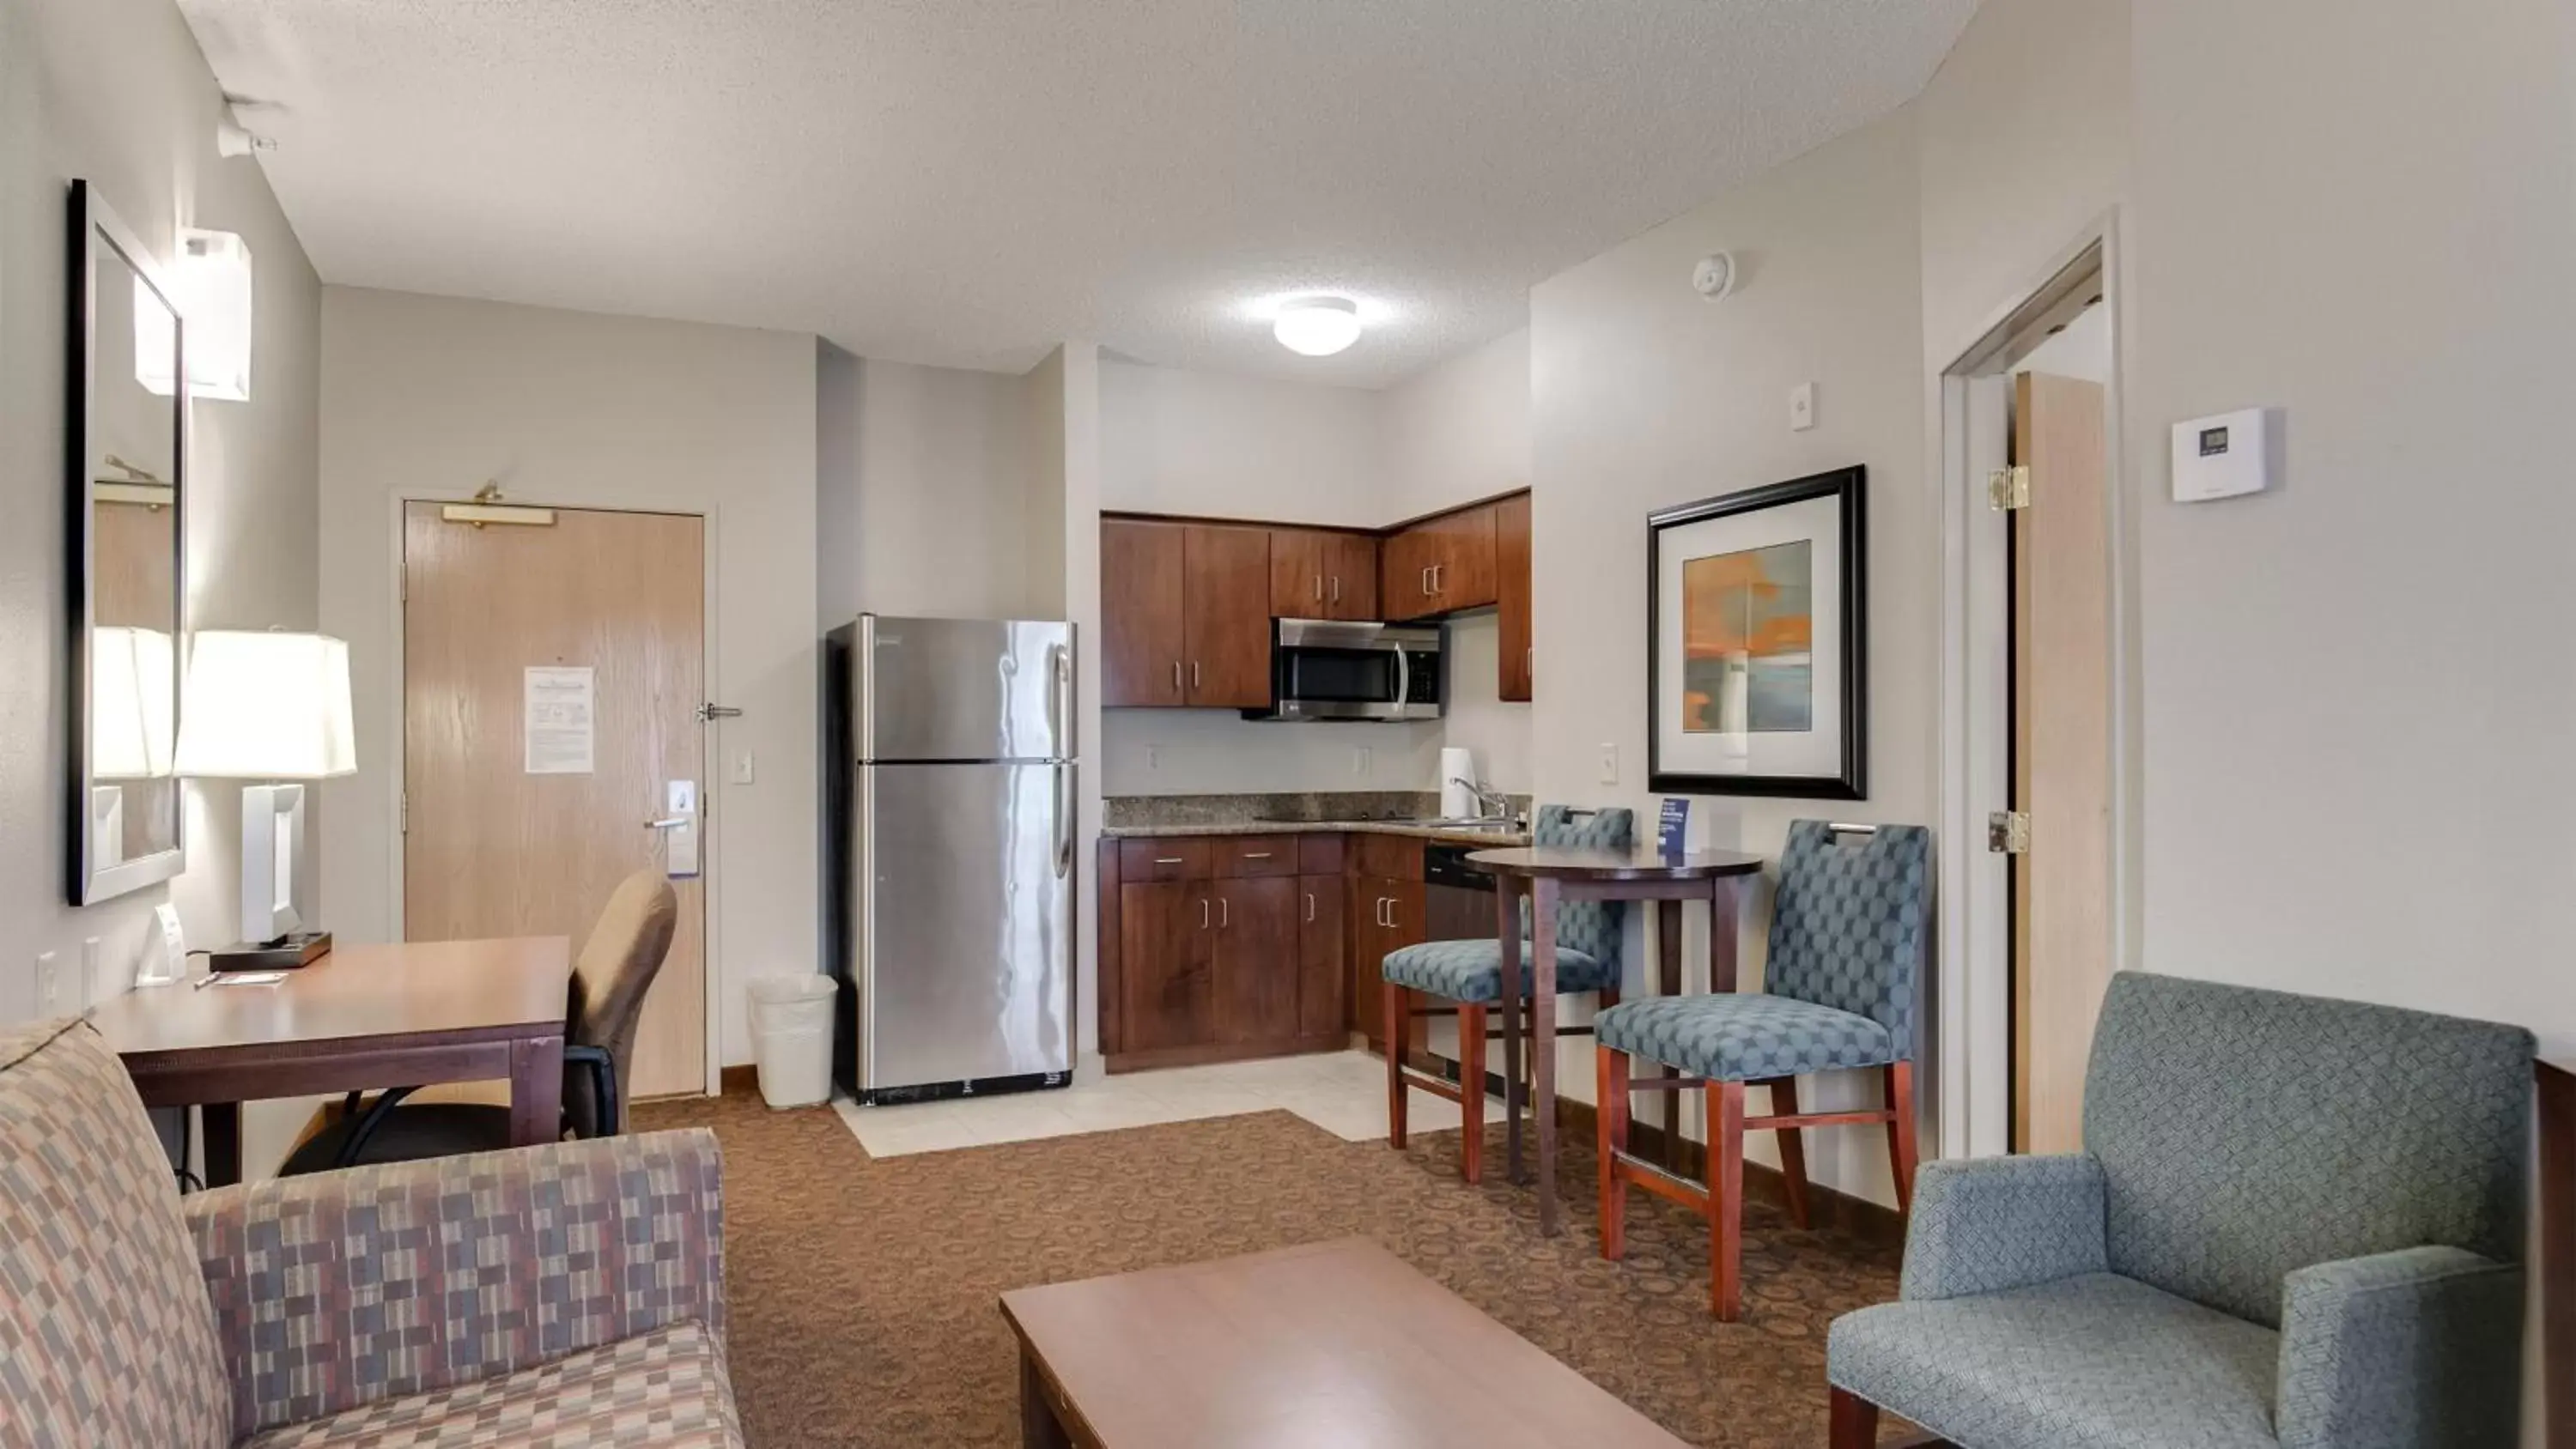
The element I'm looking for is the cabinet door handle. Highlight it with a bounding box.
[1330,574,1341,604]
[1200,898,1210,929]
[1191,660,1201,690]
[1219,895,1230,928]
[1154,856,1184,866]
[1303,892,1315,922]
[1314,573,1324,602]
[1242,851,1273,860]
[1431,563,1445,593]
[1377,896,1392,927]
[1171,659,1182,694]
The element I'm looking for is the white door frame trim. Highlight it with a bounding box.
[1933,209,2138,1161]
[386,488,727,1098]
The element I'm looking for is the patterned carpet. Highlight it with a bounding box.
[633,1089,1905,1447]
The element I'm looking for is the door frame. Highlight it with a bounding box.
[385,486,727,1098]
[1933,212,2139,1161]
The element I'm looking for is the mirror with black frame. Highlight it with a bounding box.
[70,180,188,905]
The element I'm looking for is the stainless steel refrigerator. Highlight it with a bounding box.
[823,615,1075,1104]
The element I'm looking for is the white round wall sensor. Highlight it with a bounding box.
[1692,252,1737,302]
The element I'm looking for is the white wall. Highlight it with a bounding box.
[0,0,322,1016]
[1097,349,1536,798]
[1099,360,1388,526]
[1381,325,1531,520]
[317,288,817,1070]
[815,347,1050,625]
[1530,111,1933,1204]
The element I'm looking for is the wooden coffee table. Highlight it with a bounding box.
[999,1238,1690,1448]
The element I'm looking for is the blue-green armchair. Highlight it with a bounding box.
[1826,971,2531,1449]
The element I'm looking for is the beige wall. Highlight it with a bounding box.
[1530,109,1933,1204]
[816,347,1056,626]
[1381,326,1531,520]
[317,288,817,1071]
[0,0,321,1016]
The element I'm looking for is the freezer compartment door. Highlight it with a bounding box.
[853,615,1074,762]
[853,761,1074,1092]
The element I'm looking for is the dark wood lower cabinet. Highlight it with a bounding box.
[1216,876,1297,1043]
[1350,876,1426,1053]
[1099,836,1352,1074]
[1297,876,1346,1038]
[1119,879,1213,1054]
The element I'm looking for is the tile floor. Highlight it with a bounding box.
[831,1048,1493,1156]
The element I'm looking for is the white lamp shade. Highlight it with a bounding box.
[91,627,176,779]
[174,631,355,779]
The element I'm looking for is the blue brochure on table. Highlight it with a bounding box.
[1657,797,1690,858]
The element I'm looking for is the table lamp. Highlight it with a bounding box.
[173,631,355,969]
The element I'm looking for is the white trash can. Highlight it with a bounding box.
[746,975,836,1109]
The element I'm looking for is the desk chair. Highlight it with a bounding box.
[282,870,677,1172]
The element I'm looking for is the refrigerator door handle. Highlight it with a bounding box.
[1052,764,1073,879]
[1047,641,1071,757]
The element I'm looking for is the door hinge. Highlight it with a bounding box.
[1987,465,2031,511]
[1987,809,2030,855]
[696,703,743,723]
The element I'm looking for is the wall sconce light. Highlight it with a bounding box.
[137,227,254,402]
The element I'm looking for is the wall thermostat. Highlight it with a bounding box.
[2170,406,2276,502]
[1692,252,1737,302]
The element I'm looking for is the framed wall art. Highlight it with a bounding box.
[1647,465,1866,799]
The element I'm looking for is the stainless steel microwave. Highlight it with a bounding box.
[1254,619,1443,721]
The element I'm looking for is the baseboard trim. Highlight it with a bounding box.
[1555,1095,1906,1249]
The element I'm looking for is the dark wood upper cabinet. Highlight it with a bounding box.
[1270,528,1379,621]
[1102,519,1186,706]
[1327,533,1380,620]
[1380,501,1500,620]
[1182,524,1273,707]
[1496,492,1533,701]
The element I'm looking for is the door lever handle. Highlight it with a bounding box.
[644,816,690,830]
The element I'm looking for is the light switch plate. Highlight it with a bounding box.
[33,952,59,1016]
[1352,746,1372,777]
[1598,743,1619,786]
[730,749,756,785]
[1789,381,1817,432]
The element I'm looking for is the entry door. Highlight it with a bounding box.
[2011,372,2112,1153]
[403,502,708,1097]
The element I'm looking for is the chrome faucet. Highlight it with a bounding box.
[1449,777,1516,822]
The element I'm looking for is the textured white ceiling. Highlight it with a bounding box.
[179,0,1976,387]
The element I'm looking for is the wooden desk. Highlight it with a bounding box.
[1001,1239,1688,1449]
[88,937,572,1186]
[1469,846,1765,1236]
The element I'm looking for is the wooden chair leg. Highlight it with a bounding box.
[1710,1079,1745,1320]
[1458,1003,1486,1184]
[1828,1386,1880,1448]
[1886,1060,1920,1216]
[1595,1045,1629,1259]
[1384,985,1409,1149]
[1765,1076,1812,1229]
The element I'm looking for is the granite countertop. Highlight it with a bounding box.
[1101,791,1532,848]
[1100,819,1532,847]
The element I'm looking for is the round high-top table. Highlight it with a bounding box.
[1467,846,1765,1236]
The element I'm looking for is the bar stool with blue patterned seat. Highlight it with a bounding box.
[1594,819,1931,1320]
[1380,804,1633,1185]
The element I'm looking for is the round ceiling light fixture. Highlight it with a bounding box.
[1273,296,1363,356]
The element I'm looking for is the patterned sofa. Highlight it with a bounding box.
[0,1017,740,1447]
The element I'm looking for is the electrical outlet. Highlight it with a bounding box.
[1790,381,1817,432]
[80,937,101,1008]
[1145,744,1163,772]
[1352,746,1373,777]
[1598,743,1619,786]
[33,951,59,1016]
